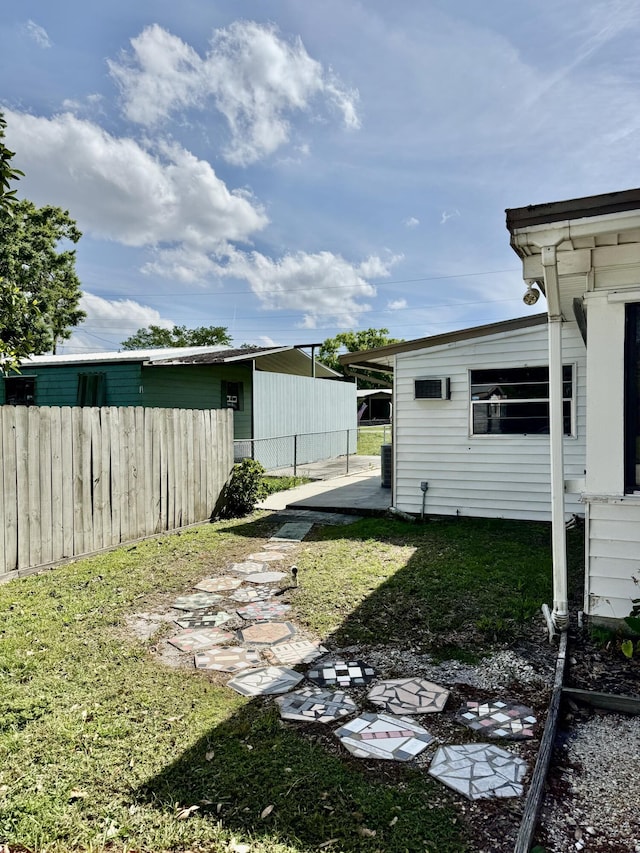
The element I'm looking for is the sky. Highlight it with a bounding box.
[3,0,640,354]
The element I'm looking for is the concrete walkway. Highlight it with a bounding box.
[259,457,391,516]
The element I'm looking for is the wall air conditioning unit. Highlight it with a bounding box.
[414,377,451,400]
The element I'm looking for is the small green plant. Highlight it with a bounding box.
[218,458,266,517]
[590,624,615,649]
[624,597,640,635]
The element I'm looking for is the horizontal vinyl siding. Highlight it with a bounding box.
[586,501,640,618]
[1,364,142,406]
[394,323,586,521]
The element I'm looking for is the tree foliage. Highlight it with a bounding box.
[318,328,402,387]
[0,200,84,373]
[121,324,232,350]
[0,111,24,215]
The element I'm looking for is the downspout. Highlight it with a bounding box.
[540,245,569,632]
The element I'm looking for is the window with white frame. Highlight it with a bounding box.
[470,365,573,436]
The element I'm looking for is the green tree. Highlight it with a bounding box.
[0,200,84,372]
[318,328,402,387]
[121,324,232,350]
[0,111,24,215]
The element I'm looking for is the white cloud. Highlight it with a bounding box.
[109,21,360,164]
[440,209,460,225]
[25,20,51,48]
[404,217,419,228]
[5,110,268,251]
[387,298,407,310]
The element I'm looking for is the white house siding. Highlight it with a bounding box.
[586,501,640,619]
[393,323,586,521]
[252,372,356,469]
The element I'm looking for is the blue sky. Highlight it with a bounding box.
[2,0,640,353]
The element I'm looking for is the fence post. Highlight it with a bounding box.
[346,428,350,474]
[293,434,298,477]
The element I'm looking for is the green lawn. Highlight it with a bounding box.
[0,513,584,852]
[356,425,391,456]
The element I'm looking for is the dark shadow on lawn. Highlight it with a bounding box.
[137,515,585,852]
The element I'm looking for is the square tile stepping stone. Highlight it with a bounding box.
[454,700,537,739]
[194,576,242,593]
[248,551,288,562]
[368,678,450,715]
[307,659,377,688]
[245,571,287,584]
[227,666,303,696]
[334,712,434,760]
[172,592,223,611]
[175,611,234,629]
[195,647,262,672]
[238,621,297,645]
[237,601,291,621]
[266,639,327,666]
[229,561,268,575]
[276,687,357,722]
[167,627,235,652]
[428,744,527,799]
[270,522,313,541]
[230,585,274,603]
[263,541,298,550]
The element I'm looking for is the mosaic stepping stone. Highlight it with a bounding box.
[174,611,234,629]
[227,666,303,696]
[237,601,291,621]
[229,561,268,575]
[307,659,377,688]
[172,592,223,611]
[276,687,357,723]
[266,639,328,666]
[248,552,288,562]
[245,571,287,584]
[428,744,527,800]
[230,585,274,603]
[454,700,537,739]
[368,678,450,715]
[194,576,242,593]
[238,621,297,645]
[167,627,234,652]
[195,646,262,672]
[335,712,434,761]
[270,522,313,541]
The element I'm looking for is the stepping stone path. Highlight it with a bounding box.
[428,744,527,799]
[236,601,291,621]
[175,611,234,629]
[229,561,268,575]
[227,666,303,696]
[269,522,313,541]
[276,687,357,723]
[247,551,289,562]
[194,576,242,593]
[334,712,435,761]
[454,700,537,739]
[167,628,234,652]
[172,592,223,611]
[368,678,450,715]
[263,541,298,550]
[244,571,287,584]
[230,585,274,603]
[266,639,327,666]
[238,621,297,645]
[195,647,262,672]
[307,659,377,688]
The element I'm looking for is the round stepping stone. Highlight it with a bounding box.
[236,601,291,621]
[229,561,268,575]
[227,666,303,696]
[266,639,327,666]
[174,611,234,629]
[454,700,537,739]
[238,621,296,645]
[195,647,262,672]
[230,585,274,603]
[247,552,288,562]
[334,712,434,761]
[428,744,527,800]
[307,659,377,688]
[194,576,242,593]
[244,571,286,584]
[167,628,234,652]
[172,592,223,611]
[368,678,450,715]
[276,687,357,723]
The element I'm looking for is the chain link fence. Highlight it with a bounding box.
[234,428,359,475]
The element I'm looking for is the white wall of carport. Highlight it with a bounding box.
[393,323,586,521]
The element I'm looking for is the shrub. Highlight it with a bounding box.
[218,459,266,518]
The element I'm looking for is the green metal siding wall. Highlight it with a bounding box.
[141,364,252,439]
[0,363,142,406]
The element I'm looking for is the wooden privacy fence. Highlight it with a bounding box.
[0,406,234,578]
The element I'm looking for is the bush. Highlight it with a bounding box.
[218,459,266,518]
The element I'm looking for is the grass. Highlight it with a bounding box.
[356,425,391,456]
[0,513,584,852]
[260,475,311,495]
